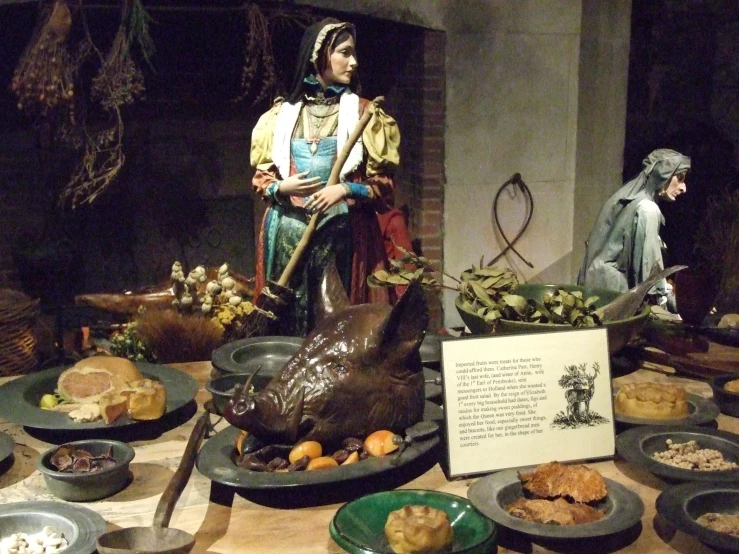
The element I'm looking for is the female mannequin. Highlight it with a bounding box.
[250,18,400,335]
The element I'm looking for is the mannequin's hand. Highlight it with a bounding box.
[278,171,323,197]
[304,184,347,214]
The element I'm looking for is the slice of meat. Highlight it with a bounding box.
[507,497,604,525]
[518,461,608,503]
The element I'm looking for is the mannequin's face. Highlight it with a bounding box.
[320,36,357,86]
[661,172,687,202]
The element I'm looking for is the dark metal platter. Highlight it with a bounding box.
[0,363,199,431]
[212,335,443,400]
[656,481,739,553]
[467,469,644,540]
[211,336,303,377]
[613,391,719,427]
[0,501,107,554]
[196,401,443,490]
[616,425,739,483]
[0,430,14,464]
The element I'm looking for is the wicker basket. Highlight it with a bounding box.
[0,289,39,376]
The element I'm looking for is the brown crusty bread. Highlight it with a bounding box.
[57,356,143,404]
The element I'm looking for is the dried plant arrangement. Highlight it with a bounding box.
[235,3,317,105]
[62,0,153,207]
[10,0,90,139]
[11,0,75,116]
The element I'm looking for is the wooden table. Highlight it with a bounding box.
[0,343,737,554]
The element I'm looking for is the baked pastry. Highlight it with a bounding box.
[121,379,167,420]
[723,379,739,394]
[57,356,143,404]
[518,461,607,503]
[614,382,689,419]
[384,505,454,554]
[507,497,604,525]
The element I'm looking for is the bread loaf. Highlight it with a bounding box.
[614,382,689,419]
[384,505,454,554]
[121,378,167,420]
[57,357,143,404]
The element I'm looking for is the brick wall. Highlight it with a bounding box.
[391,29,446,331]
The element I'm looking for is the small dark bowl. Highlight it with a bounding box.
[709,374,739,417]
[616,426,739,483]
[37,439,135,502]
[205,372,271,415]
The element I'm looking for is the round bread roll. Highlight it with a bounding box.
[614,382,689,419]
[384,505,454,554]
[122,378,167,420]
[57,356,143,404]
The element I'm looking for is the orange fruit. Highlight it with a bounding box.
[341,451,360,465]
[306,456,339,471]
[289,440,323,463]
[363,430,401,457]
[235,430,249,456]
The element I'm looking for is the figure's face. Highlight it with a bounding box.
[321,36,357,86]
[661,172,687,201]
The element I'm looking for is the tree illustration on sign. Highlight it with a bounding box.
[551,362,610,429]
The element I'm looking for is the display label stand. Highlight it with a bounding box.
[441,327,615,479]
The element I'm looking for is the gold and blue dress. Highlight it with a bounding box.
[250,87,400,336]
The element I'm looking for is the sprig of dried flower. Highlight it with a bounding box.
[235,4,318,105]
[11,1,79,123]
[62,0,152,207]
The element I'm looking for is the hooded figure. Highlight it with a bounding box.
[578,149,691,309]
[250,18,400,336]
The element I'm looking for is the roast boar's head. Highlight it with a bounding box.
[223,265,428,447]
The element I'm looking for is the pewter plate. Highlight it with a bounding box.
[211,336,303,377]
[212,336,442,400]
[613,391,719,427]
[467,469,644,539]
[0,430,14,464]
[197,401,443,490]
[0,501,106,554]
[657,482,739,553]
[0,363,198,431]
[616,425,739,483]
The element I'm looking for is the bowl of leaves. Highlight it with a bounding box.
[369,250,649,356]
[455,283,650,355]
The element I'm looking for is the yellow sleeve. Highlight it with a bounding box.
[362,104,400,177]
[250,100,283,171]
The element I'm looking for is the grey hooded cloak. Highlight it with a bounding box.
[578,149,691,304]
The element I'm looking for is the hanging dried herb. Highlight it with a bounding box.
[62,0,153,207]
[234,4,276,106]
[11,0,78,121]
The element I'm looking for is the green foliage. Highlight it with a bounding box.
[109,322,157,363]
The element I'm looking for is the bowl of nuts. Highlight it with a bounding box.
[0,500,106,554]
[616,425,739,483]
[37,439,134,502]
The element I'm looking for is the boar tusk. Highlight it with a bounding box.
[243,365,262,394]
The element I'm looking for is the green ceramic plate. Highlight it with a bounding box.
[330,489,496,554]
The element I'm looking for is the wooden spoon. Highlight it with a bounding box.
[96,412,210,554]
